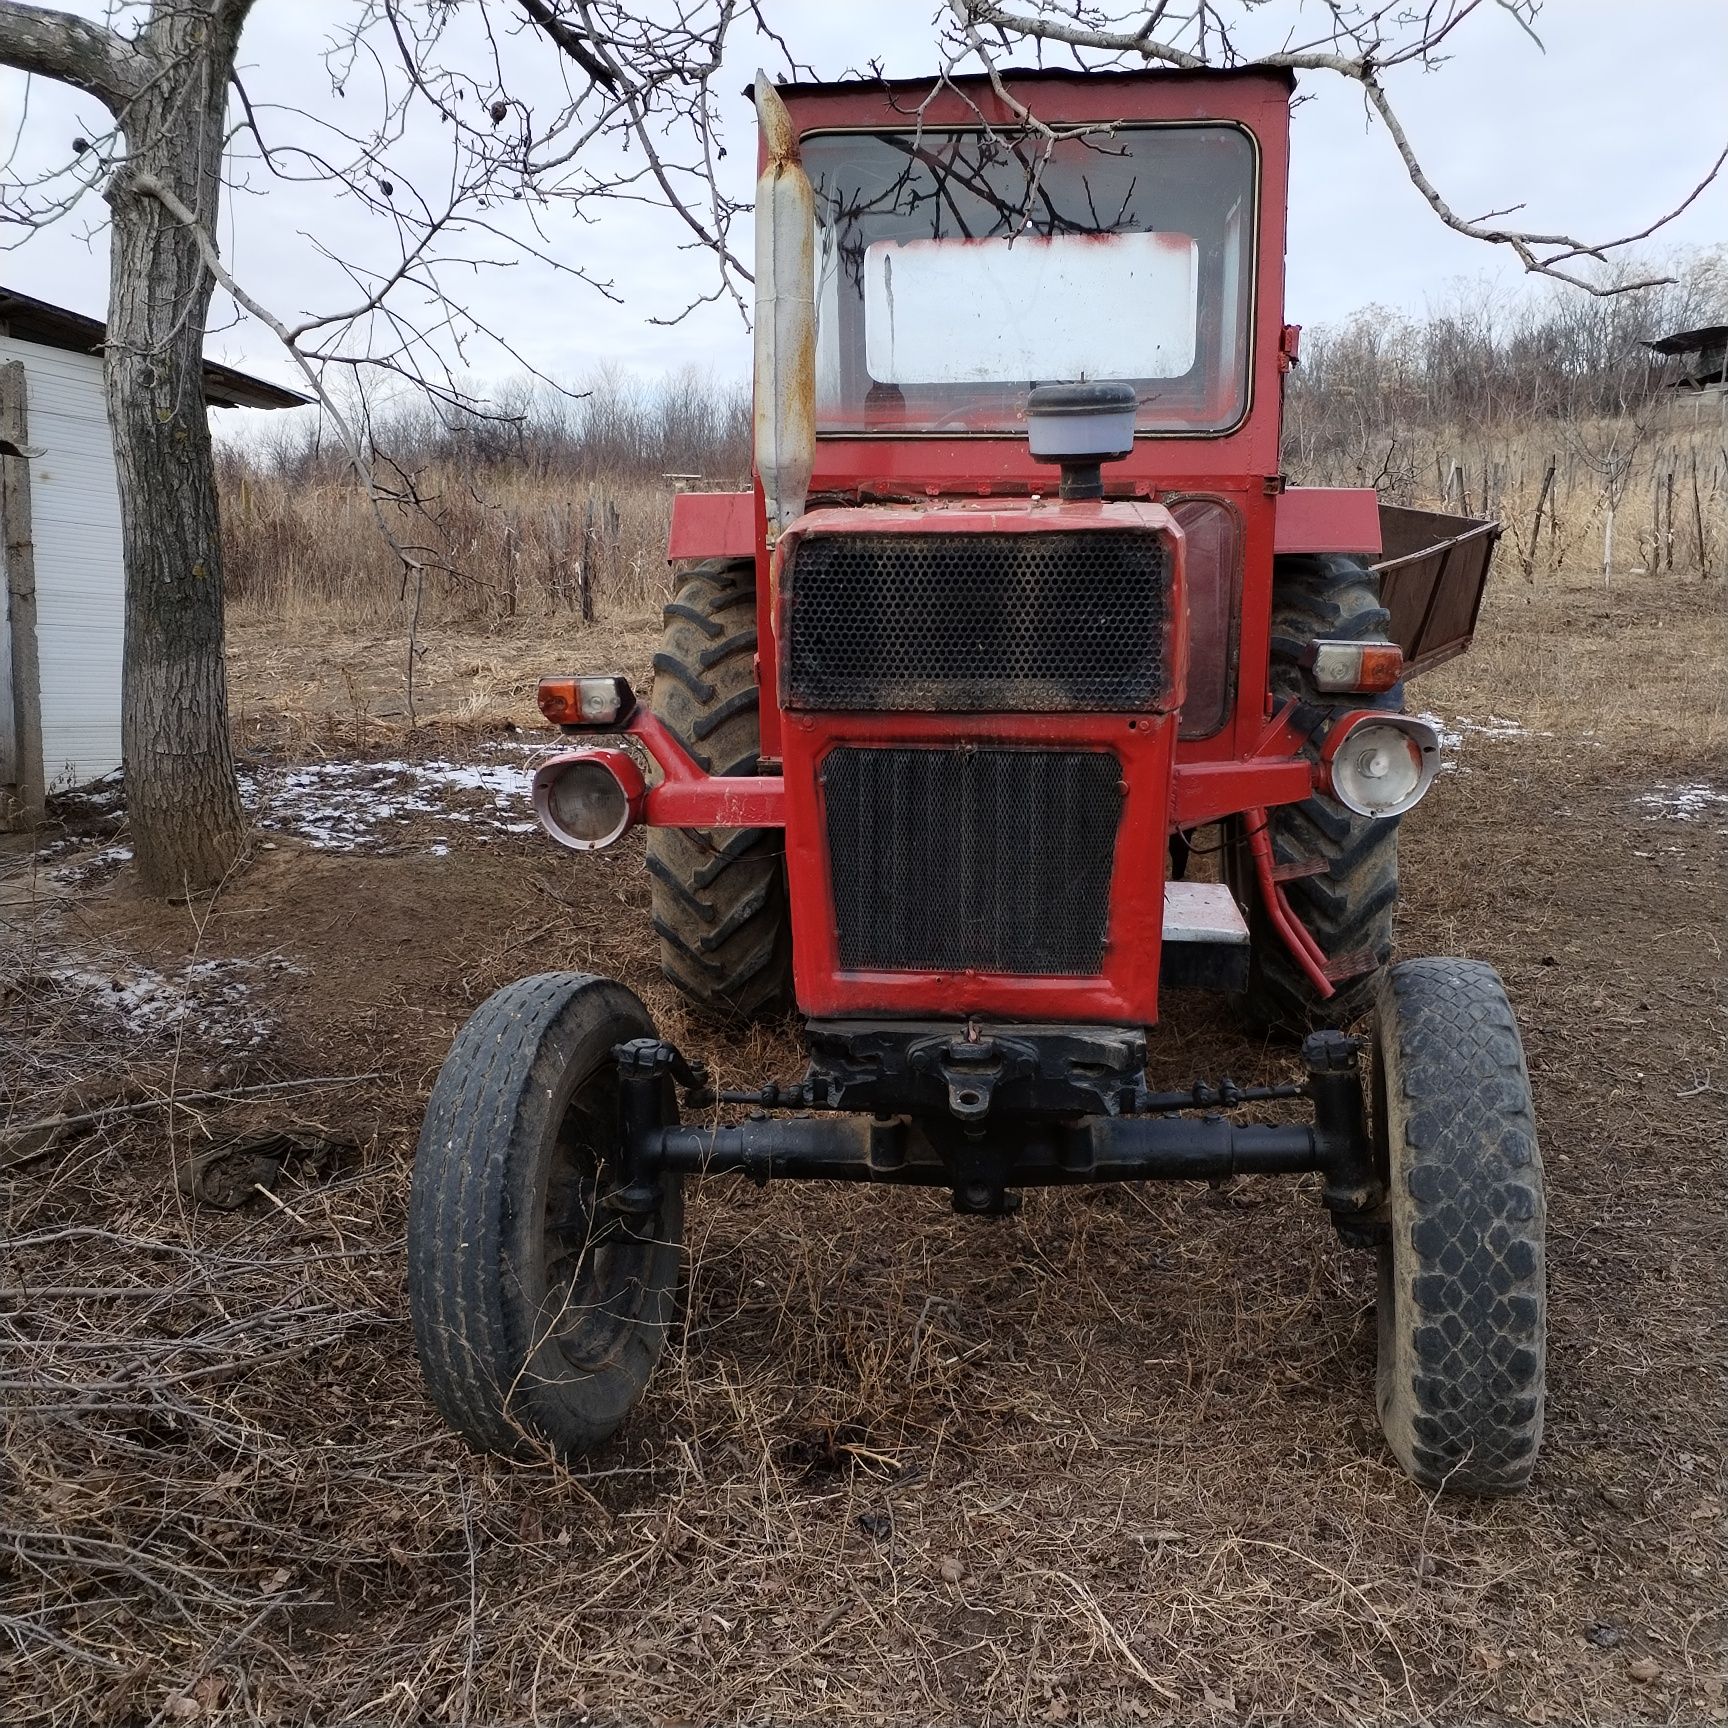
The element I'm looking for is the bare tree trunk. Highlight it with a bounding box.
[0,0,255,894]
[105,3,253,892]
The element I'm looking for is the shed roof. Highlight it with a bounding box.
[0,286,311,410]
[1643,324,1728,357]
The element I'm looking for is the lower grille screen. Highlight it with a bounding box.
[785,530,1171,712]
[823,746,1122,975]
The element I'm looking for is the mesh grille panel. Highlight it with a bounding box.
[785,531,1170,712]
[823,746,1122,975]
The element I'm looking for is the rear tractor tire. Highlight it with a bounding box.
[407,972,683,1461]
[645,558,793,1022]
[1236,553,1404,1033]
[1372,958,1546,1494]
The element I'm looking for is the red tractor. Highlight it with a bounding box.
[406,68,1544,1494]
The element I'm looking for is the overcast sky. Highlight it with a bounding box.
[3,0,1725,418]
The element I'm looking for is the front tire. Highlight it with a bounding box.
[1373,958,1546,1494]
[407,972,683,1461]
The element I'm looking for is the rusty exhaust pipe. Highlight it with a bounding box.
[752,74,815,543]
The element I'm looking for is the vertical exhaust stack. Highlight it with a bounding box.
[753,75,815,543]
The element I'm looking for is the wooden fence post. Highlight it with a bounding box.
[545,503,568,610]
[1524,455,1556,581]
[578,497,595,624]
[1,360,46,827]
[1691,452,1708,575]
[1663,461,1676,573]
[605,496,620,607]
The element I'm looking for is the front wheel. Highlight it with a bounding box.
[1373,958,1546,1494]
[407,972,683,1461]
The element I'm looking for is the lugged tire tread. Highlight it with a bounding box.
[650,650,716,704]
[1239,553,1404,1032]
[1375,958,1546,1495]
[689,685,762,745]
[645,558,792,1020]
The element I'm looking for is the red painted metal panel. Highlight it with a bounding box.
[1172,758,1310,830]
[625,710,786,826]
[781,710,1177,1025]
[1273,488,1383,557]
[769,499,1185,1024]
[769,72,1290,496]
[754,486,782,760]
[667,490,754,562]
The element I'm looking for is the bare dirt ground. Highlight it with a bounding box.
[3,570,1724,1726]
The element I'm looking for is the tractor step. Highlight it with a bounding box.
[1323,947,1382,984]
[1160,881,1250,991]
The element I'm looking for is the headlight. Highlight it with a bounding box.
[532,750,646,850]
[1318,714,1440,818]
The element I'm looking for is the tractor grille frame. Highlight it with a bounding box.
[821,744,1124,977]
[783,529,1173,714]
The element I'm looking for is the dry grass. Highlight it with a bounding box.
[220,396,1728,668]
[1289,409,1728,584]
[223,468,685,628]
[1433,560,1728,757]
[4,475,1725,1724]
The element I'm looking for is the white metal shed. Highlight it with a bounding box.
[1,287,307,823]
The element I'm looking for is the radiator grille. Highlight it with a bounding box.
[823,746,1122,975]
[785,530,1170,712]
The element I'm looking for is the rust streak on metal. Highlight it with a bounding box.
[756,75,801,168]
[753,71,816,541]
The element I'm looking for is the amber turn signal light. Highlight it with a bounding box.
[1301,640,1404,694]
[537,674,636,729]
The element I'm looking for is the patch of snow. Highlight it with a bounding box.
[1637,783,1728,824]
[50,770,125,813]
[480,736,557,755]
[1414,712,1464,754]
[39,954,291,1047]
[1452,713,1547,741]
[52,845,133,886]
[239,756,548,854]
[1414,711,1550,776]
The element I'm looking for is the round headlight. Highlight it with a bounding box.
[551,760,629,844]
[1321,715,1440,818]
[532,750,646,850]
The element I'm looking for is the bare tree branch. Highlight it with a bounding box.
[950,1,1728,295]
[514,0,617,90]
[129,166,456,721]
[0,0,146,110]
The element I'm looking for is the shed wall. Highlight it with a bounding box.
[0,333,124,790]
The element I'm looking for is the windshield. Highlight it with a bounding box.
[804,124,1257,437]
